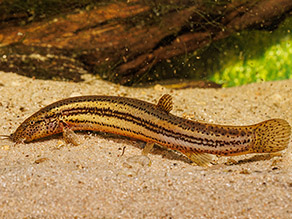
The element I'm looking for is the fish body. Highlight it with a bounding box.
[8,94,292,166]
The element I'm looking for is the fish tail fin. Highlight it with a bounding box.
[252,119,291,153]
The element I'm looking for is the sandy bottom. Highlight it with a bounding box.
[0,71,291,218]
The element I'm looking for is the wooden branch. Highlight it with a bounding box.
[0,0,291,84]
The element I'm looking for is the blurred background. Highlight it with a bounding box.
[0,0,291,88]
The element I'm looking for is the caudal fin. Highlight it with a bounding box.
[252,119,291,153]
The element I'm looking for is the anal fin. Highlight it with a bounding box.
[142,142,154,155]
[184,151,214,167]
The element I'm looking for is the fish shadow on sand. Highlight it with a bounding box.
[224,153,282,166]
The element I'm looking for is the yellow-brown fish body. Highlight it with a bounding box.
[8,94,292,166]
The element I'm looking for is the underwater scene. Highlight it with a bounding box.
[0,0,291,218]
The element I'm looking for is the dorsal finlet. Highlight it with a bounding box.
[157,94,173,113]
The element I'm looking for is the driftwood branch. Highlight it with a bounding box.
[0,0,291,84]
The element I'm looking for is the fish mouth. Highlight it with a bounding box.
[8,133,26,143]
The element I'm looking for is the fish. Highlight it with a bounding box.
[2,94,291,166]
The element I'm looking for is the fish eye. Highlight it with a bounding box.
[29,120,35,126]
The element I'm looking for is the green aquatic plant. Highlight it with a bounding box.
[211,36,292,87]
[208,15,292,87]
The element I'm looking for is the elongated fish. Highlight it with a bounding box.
[2,94,291,166]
